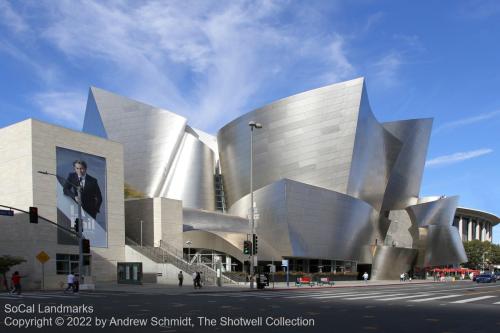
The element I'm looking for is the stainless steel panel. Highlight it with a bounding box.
[406,196,459,227]
[228,179,380,262]
[381,119,433,210]
[217,78,365,208]
[346,85,402,211]
[82,87,216,210]
[423,225,468,266]
[160,131,215,210]
[371,246,418,280]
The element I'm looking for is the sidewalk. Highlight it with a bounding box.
[94,279,465,294]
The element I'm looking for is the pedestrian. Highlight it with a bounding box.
[195,272,202,289]
[10,271,22,295]
[400,273,405,282]
[65,272,75,292]
[74,274,80,292]
[192,272,198,289]
[178,271,183,287]
[362,272,369,283]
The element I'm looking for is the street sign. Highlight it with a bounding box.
[0,209,14,216]
[281,259,289,267]
[36,251,50,264]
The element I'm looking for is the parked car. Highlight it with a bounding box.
[475,274,497,283]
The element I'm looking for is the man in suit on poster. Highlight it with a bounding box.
[63,159,102,220]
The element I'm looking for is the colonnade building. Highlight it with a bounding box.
[0,77,498,288]
[453,208,498,242]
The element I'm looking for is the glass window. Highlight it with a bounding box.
[55,253,90,275]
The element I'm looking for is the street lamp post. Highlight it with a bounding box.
[248,121,262,289]
[140,220,143,247]
[186,240,192,263]
[38,170,85,285]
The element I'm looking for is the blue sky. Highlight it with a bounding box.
[1,1,499,242]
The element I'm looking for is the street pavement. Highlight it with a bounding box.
[0,281,498,332]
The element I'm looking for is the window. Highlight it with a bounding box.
[56,253,91,275]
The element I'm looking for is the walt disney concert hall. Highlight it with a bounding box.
[82,77,467,280]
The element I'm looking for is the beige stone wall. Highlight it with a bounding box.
[155,197,183,252]
[125,197,183,252]
[125,198,154,246]
[0,119,125,289]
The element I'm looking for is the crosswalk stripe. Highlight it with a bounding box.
[409,294,463,302]
[377,294,433,301]
[312,292,384,299]
[493,301,500,304]
[450,296,496,304]
[344,293,407,300]
[284,292,356,299]
[0,295,19,299]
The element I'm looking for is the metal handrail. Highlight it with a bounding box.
[124,236,237,284]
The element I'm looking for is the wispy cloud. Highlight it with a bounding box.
[0,0,29,33]
[2,1,357,132]
[371,52,402,87]
[425,148,493,167]
[32,91,87,129]
[435,110,500,133]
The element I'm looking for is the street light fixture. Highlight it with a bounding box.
[248,121,262,289]
[38,170,85,285]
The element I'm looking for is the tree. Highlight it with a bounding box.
[0,255,26,291]
[124,183,146,199]
[462,240,500,269]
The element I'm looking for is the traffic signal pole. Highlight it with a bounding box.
[38,171,85,285]
[77,185,84,285]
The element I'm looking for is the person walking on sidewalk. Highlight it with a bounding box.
[178,271,183,287]
[195,272,202,289]
[65,273,75,292]
[192,272,198,289]
[362,272,369,284]
[10,271,22,295]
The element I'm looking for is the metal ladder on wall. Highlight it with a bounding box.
[125,236,237,285]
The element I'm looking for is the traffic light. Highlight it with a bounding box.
[82,239,90,254]
[29,207,38,224]
[74,218,80,232]
[252,234,258,254]
[243,240,252,255]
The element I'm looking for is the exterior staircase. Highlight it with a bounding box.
[125,237,237,285]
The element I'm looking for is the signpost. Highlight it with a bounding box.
[282,259,289,287]
[36,251,50,290]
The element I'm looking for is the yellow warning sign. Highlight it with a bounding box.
[36,251,50,264]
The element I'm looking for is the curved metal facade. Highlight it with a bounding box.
[83,77,468,279]
[229,179,381,262]
[371,246,418,280]
[83,87,216,211]
[218,78,364,207]
[381,118,433,211]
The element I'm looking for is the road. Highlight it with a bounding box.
[0,281,499,332]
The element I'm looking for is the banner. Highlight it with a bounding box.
[56,147,107,247]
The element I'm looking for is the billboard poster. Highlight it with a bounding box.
[56,147,107,247]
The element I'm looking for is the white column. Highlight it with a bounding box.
[475,222,480,241]
[467,220,472,242]
[458,217,463,240]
